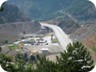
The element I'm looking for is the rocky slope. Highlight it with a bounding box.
[0,2,42,45]
[83,33,96,62]
[0,2,30,24]
[0,21,41,45]
[8,0,96,34]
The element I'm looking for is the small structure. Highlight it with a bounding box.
[41,48,49,55]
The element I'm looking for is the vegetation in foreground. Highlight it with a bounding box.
[0,42,95,72]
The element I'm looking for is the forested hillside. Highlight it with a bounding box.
[9,0,96,21]
[0,2,30,24]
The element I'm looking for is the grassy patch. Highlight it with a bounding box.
[52,39,58,43]
[92,48,96,53]
[28,39,35,43]
[8,44,18,50]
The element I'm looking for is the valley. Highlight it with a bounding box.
[0,0,96,71]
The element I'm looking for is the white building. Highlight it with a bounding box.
[41,48,49,55]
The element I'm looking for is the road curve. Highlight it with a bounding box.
[40,22,72,51]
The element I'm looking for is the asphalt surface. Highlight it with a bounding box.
[40,22,72,51]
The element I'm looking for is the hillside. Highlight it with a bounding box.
[0,2,42,45]
[83,33,96,62]
[9,0,96,21]
[83,33,96,49]
[68,22,96,61]
[0,2,30,24]
[8,0,96,34]
[0,21,41,45]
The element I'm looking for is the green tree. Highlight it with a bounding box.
[0,54,13,71]
[0,42,94,72]
[56,42,95,72]
[2,39,9,45]
[4,39,9,44]
[14,54,34,72]
[0,53,34,72]
[0,6,3,11]
[0,46,2,52]
[35,56,58,72]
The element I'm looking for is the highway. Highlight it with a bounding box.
[41,22,96,72]
[40,22,72,51]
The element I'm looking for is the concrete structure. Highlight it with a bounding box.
[41,48,49,55]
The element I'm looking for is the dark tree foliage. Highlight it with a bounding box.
[36,54,40,60]
[0,54,13,71]
[16,53,29,63]
[30,55,36,62]
[0,47,2,52]
[0,7,3,11]
[4,39,9,44]
[0,2,5,12]
[35,56,58,72]
[0,53,35,72]
[0,42,95,72]
[56,42,95,72]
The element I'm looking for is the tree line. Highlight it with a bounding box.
[0,42,95,72]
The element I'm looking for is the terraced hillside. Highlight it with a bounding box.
[0,21,41,45]
[70,22,96,62]
[83,33,96,62]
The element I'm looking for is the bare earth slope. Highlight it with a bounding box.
[0,21,41,45]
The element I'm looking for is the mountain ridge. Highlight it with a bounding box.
[0,2,30,24]
[9,0,96,21]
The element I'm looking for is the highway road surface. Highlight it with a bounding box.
[40,22,72,51]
